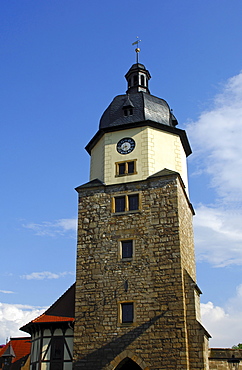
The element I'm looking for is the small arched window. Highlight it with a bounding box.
[133,75,138,85]
[141,75,145,86]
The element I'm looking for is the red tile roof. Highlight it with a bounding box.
[0,338,31,364]
[11,338,31,363]
[32,314,74,323]
[0,345,6,357]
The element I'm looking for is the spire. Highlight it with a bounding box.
[126,39,151,94]
[132,37,141,63]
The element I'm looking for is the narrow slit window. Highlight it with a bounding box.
[121,240,133,259]
[133,75,138,85]
[121,302,134,323]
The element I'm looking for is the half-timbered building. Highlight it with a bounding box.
[20,285,75,370]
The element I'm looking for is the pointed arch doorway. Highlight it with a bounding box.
[115,358,142,370]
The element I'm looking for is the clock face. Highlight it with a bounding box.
[117,138,135,154]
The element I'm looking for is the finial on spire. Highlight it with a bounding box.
[132,37,141,63]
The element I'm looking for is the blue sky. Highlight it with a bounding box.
[1,0,242,347]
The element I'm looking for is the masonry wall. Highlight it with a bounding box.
[74,174,208,370]
[176,183,210,369]
[209,349,242,369]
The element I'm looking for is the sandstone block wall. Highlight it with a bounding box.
[209,348,242,369]
[74,173,208,369]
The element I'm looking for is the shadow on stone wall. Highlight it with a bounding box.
[73,311,167,370]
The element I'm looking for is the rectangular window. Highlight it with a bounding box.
[121,302,134,323]
[118,162,126,175]
[123,108,133,116]
[115,196,125,213]
[127,161,134,174]
[128,194,139,211]
[50,337,64,361]
[116,160,136,177]
[112,193,140,213]
[121,240,133,259]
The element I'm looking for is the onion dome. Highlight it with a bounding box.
[99,63,178,130]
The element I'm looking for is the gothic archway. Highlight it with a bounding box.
[115,358,142,370]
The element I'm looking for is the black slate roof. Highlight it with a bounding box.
[85,62,191,157]
[99,92,178,129]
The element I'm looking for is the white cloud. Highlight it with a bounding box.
[0,302,46,345]
[202,283,242,347]
[186,71,242,267]
[194,204,242,267]
[21,271,74,280]
[56,218,77,231]
[22,218,77,237]
[0,290,14,294]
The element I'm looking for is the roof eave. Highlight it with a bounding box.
[85,120,192,157]
[20,317,74,335]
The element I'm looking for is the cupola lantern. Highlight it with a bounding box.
[125,63,151,94]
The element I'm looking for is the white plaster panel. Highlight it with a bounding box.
[41,363,48,370]
[90,136,105,182]
[89,126,188,191]
[65,328,73,336]
[53,328,63,336]
[65,337,73,359]
[41,338,50,360]
[63,363,73,370]
[31,338,40,362]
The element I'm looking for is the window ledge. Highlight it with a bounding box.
[119,322,136,327]
[121,258,133,262]
[112,210,141,216]
[115,172,137,178]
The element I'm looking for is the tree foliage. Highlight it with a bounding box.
[232,343,242,349]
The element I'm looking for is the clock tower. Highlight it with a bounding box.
[86,63,190,192]
[73,62,210,369]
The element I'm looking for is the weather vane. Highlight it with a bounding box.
[132,37,141,63]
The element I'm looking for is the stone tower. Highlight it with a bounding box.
[73,61,210,370]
